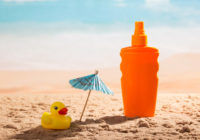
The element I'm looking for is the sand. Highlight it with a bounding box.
[0,53,200,139]
[0,92,200,140]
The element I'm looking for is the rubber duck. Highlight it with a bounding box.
[41,102,72,129]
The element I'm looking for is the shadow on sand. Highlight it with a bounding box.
[10,115,138,140]
[82,115,138,125]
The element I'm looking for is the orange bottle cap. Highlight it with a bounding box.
[131,21,147,47]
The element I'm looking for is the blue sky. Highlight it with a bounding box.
[1,0,200,28]
[0,0,200,70]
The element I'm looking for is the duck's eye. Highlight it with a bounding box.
[54,106,58,110]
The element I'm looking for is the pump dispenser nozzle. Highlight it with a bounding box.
[131,21,147,47]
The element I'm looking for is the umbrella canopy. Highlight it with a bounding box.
[69,71,113,121]
[69,73,113,95]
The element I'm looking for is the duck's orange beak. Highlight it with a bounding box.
[58,107,68,115]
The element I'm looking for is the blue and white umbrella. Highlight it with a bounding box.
[69,70,113,121]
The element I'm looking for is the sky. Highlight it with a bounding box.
[0,0,200,70]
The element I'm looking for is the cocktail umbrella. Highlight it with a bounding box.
[69,71,113,121]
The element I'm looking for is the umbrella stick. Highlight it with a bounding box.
[80,90,92,121]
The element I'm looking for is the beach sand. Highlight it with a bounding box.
[0,93,200,140]
[0,53,200,139]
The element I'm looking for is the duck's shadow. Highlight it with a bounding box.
[10,116,138,140]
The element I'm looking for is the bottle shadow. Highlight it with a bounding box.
[79,115,138,125]
[10,115,138,140]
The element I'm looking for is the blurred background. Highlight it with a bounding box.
[0,0,200,93]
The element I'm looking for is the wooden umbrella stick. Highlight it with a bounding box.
[80,90,92,122]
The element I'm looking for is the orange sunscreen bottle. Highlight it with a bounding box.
[120,21,159,117]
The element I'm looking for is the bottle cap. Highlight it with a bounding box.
[131,21,147,47]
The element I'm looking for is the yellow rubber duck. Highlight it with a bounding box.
[41,102,72,129]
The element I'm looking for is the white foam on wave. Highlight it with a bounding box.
[0,26,200,70]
